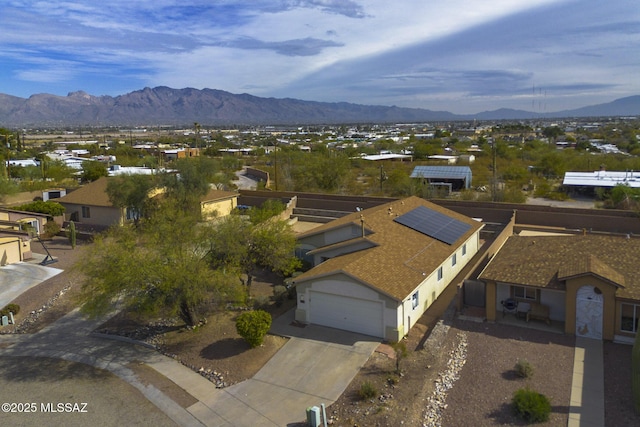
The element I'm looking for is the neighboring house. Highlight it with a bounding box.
[0,208,52,237]
[479,234,640,342]
[293,196,484,340]
[58,177,239,230]
[200,188,239,219]
[161,148,200,161]
[0,209,49,264]
[57,177,124,231]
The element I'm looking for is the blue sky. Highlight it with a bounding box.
[1,0,638,114]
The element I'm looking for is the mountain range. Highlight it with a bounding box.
[0,86,639,127]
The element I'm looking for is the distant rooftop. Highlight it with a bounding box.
[563,171,640,188]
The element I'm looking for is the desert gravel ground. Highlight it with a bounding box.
[441,319,575,427]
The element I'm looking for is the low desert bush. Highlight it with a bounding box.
[42,221,61,239]
[358,381,378,400]
[512,387,551,422]
[515,359,534,379]
[0,303,20,317]
[235,310,272,348]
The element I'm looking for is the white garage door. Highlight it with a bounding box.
[309,291,384,338]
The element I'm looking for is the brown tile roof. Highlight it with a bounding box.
[294,196,483,301]
[59,179,237,208]
[57,177,113,207]
[480,234,640,299]
[201,189,238,202]
[558,254,626,287]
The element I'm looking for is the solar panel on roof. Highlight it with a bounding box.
[393,206,471,245]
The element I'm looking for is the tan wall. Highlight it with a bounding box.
[0,238,22,266]
[201,198,237,219]
[565,277,618,341]
[244,168,269,183]
[486,280,497,321]
[62,203,123,227]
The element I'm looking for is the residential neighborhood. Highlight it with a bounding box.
[0,117,639,426]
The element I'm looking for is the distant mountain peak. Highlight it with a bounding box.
[0,87,638,127]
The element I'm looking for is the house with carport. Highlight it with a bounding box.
[293,196,483,341]
[479,233,640,342]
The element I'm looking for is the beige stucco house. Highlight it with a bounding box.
[57,177,125,231]
[479,234,640,342]
[58,177,240,230]
[0,209,54,265]
[200,188,239,220]
[293,196,484,341]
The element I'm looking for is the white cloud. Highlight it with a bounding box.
[0,0,638,113]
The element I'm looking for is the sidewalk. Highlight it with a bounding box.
[0,308,378,426]
[568,337,604,427]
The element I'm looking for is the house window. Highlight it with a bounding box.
[412,291,419,310]
[462,243,467,256]
[81,206,91,218]
[621,303,640,333]
[452,253,457,267]
[513,286,537,301]
[437,266,443,281]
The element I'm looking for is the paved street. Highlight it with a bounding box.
[0,305,379,426]
[0,261,62,307]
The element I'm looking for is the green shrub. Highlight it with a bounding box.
[42,221,61,238]
[0,303,20,317]
[515,359,534,379]
[358,381,378,400]
[235,310,272,348]
[12,200,65,216]
[512,387,551,423]
[252,295,270,309]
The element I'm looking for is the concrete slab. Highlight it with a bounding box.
[568,337,604,427]
[0,262,62,307]
[253,338,372,399]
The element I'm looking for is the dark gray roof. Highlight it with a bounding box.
[410,166,472,180]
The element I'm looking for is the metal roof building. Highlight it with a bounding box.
[563,171,640,188]
[410,166,473,190]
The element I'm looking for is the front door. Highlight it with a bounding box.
[575,285,603,339]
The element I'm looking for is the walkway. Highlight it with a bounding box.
[568,337,604,427]
[0,308,378,426]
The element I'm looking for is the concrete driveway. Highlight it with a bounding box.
[198,309,381,426]
[0,259,62,307]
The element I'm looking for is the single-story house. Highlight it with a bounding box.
[479,234,640,342]
[0,208,54,264]
[293,196,484,341]
[200,188,239,220]
[58,177,239,230]
[58,177,125,231]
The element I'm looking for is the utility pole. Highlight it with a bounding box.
[492,141,497,202]
[274,140,278,191]
[379,164,387,192]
